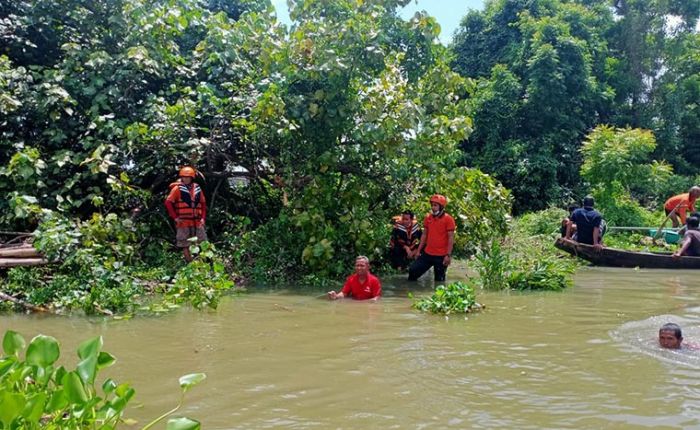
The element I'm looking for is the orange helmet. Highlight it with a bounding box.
[179,166,196,178]
[429,194,447,208]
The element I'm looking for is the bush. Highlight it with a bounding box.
[1,211,235,315]
[412,281,484,315]
[512,207,566,237]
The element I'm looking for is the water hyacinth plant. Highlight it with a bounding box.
[0,330,204,429]
[412,281,484,315]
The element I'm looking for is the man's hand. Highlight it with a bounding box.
[443,255,452,266]
[673,251,682,259]
[327,291,339,300]
[593,244,603,252]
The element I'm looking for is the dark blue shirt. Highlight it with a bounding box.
[571,207,602,245]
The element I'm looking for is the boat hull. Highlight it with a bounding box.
[554,238,700,269]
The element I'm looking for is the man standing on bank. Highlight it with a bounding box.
[165,166,208,262]
[408,194,456,282]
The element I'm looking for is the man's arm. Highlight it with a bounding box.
[164,188,179,220]
[327,291,346,300]
[592,226,603,250]
[328,278,352,300]
[673,236,692,258]
[415,225,428,254]
[370,278,381,301]
[443,231,455,266]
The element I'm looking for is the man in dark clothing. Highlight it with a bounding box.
[389,211,422,270]
[673,216,700,258]
[566,196,604,250]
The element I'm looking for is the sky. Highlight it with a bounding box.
[272,0,486,45]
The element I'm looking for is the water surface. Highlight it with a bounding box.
[3,267,700,429]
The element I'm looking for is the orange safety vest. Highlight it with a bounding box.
[166,182,205,228]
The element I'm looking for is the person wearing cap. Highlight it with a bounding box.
[408,194,456,282]
[566,195,604,250]
[664,186,700,228]
[164,166,208,262]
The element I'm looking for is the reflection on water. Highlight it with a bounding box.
[2,267,700,429]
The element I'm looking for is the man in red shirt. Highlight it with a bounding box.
[408,194,456,282]
[327,256,381,301]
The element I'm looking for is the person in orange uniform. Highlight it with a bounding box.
[664,186,700,227]
[164,166,207,262]
[408,194,456,282]
[327,256,381,301]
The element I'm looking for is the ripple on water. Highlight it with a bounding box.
[611,314,700,369]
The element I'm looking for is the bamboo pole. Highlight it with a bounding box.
[0,258,48,268]
[0,247,41,258]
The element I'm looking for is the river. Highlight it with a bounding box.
[2,267,700,429]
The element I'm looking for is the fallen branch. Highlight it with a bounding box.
[0,292,49,313]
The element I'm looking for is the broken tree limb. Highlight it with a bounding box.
[0,292,49,313]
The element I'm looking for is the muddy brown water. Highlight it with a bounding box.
[3,266,700,429]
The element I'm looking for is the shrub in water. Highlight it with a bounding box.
[412,281,484,315]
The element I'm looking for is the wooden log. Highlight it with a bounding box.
[0,258,48,268]
[0,292,48,313]
[0,247,42,258]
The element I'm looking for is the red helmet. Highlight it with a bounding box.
[429,194,447,208]
[179,166,196,178]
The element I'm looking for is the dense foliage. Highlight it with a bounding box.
[0,330,204,429]
[0,0,512,295]
[453,0,699,212]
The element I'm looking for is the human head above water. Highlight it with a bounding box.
[582,195,595,209]
[354,255,370,275]
[687,216,700,230]
[659,322,683,349]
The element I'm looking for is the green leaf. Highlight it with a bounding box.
[26,335,60,367]
[97,351,116,369]
[102,378,117,394]
[77,336,103,359]
[2,330,25,356]
[46,389,68,412]
[179,373,206,392]
[0,392,26,428]
[22,392,47,424]
[77,353,98,384]
[63,371,89,404]
[166,417,201,430]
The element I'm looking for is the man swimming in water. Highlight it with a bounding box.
[659,323,684,349]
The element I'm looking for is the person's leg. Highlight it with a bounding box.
[408,254,433,281]
[389,247,406,269]
[670,213,680,228]
[432,255,447,282]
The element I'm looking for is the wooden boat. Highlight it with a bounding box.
[554,237,700,269]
